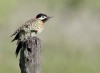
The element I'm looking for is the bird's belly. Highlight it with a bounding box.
[37,27,43,34]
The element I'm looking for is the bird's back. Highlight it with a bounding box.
[11,18,44,42]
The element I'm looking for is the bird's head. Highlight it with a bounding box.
[36,13,52,22]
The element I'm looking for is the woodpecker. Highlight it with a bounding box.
[11,13,52,56]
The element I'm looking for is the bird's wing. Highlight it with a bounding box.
[11,19,35,37]
[11,26,24,37]
[11,30,25,42]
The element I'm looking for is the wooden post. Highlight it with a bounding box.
[19,37,41,73]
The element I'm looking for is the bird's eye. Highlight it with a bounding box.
[42,16,45,18]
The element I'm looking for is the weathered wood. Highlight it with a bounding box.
[19,37,41,73]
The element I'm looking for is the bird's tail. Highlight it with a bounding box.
[15,40,23,57]
[11,33,20,42]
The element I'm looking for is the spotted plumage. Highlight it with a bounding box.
[11,13,52,56]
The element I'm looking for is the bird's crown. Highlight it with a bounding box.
[36,13,52,22]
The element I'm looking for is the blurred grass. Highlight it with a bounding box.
[0,0,100,73]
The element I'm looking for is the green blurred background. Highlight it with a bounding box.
[0,0,100,73]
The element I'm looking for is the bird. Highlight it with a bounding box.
[11,13,52,57]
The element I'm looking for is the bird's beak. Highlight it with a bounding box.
[47,16,53,19]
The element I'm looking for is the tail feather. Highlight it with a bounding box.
[11,30,25,42]
[11,33,20,42]
[11,30,18,37]
[16,41,23,57]
[11,33,15,37]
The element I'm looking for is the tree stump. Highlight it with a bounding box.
[19,37,41,73]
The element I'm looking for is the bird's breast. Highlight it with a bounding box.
[32,20,44,34]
